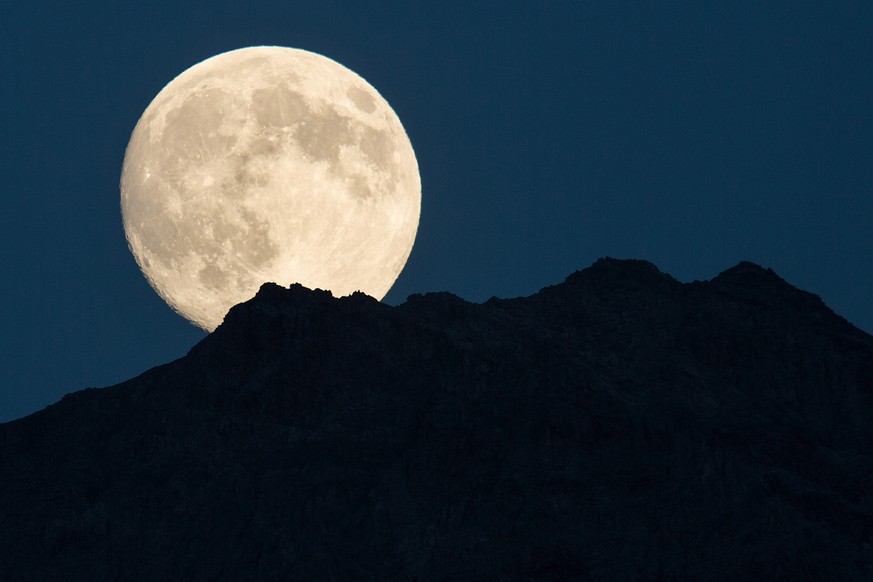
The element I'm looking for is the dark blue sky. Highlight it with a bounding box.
[2,2,872,423]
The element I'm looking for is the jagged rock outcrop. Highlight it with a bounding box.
[1,258,871,580]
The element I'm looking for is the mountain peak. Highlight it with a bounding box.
[565,256,677,286]
[712,260,784,283]
[703,260,835,322]
[2,259,871,580]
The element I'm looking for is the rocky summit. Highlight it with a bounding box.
[1,258,872,580]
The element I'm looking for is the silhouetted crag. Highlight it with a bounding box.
[1,258,872,580]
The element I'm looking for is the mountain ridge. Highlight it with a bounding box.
[1,258,871,580]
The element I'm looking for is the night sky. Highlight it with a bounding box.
[2,2,871,423]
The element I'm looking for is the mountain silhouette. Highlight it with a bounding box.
[1,258,871,580]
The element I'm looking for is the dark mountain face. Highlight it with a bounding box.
[1,258,871,581]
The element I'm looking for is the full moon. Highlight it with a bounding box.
[121,46,421,331]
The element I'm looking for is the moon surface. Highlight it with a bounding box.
[121,46,421,331]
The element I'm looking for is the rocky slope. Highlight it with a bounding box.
[1,258,871,580]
